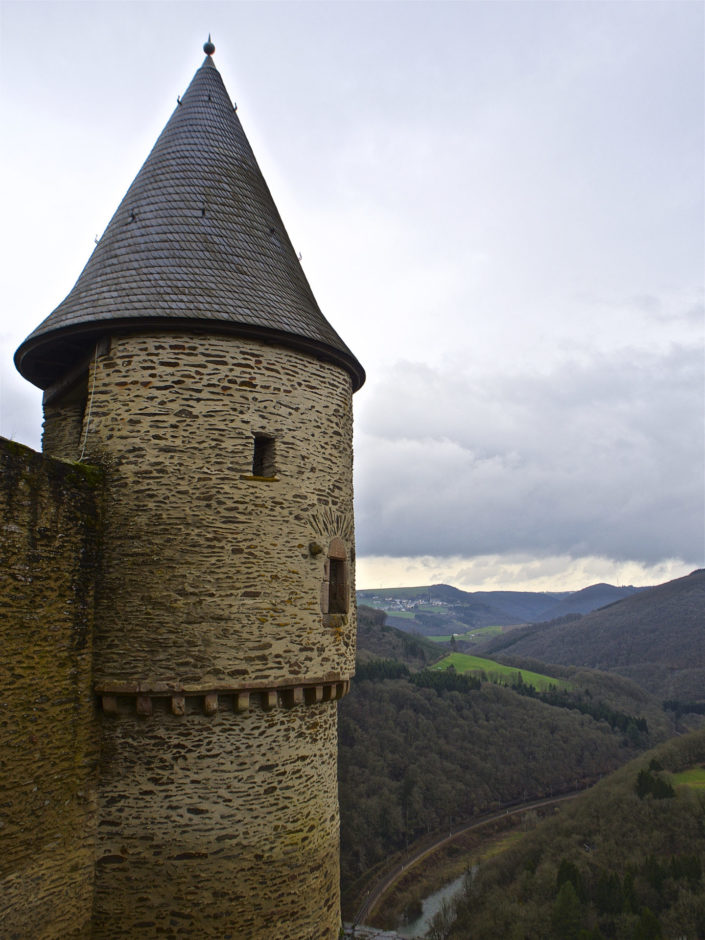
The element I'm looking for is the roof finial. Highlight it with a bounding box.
[203,34,215,57]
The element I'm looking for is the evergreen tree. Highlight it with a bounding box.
[552,881,583,939]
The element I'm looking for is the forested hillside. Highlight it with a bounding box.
[338,610,673,918]
[538,582,643,619]
[438,730,705,940]
[481,569,705,701]
[355,605,442,665]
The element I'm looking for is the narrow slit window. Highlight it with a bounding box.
[328,557,348,614]
[252,435,275,477]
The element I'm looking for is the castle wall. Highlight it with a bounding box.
[0,438,102,939]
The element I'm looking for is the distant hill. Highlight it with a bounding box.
[480,569,705,702]
[356,582,645,636]
[537,581,643,619]
[465,589,572,623]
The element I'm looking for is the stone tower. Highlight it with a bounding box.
[15,41,364,938]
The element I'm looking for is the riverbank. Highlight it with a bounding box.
[369,807,550,931]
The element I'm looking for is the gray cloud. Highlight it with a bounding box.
[354,343,704,566]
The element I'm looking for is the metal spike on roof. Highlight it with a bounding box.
[15,48,365,391]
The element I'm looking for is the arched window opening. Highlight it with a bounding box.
[323,537,349,620]
[328,557,347,614]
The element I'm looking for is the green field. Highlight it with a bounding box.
[432,652,569,691]
[671,767,705,789]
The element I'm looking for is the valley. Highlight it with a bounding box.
[341,571,705,937]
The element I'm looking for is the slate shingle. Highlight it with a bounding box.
[15,54,364,391]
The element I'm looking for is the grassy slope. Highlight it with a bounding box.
[432,652,571,691]
[672,767,705,789]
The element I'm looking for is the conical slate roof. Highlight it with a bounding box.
[15,48,364,391]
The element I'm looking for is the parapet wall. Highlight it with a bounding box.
[0,438,102,939]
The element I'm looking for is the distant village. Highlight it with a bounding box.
[357,593,447,612]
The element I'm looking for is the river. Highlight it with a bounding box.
[395,872,468,938]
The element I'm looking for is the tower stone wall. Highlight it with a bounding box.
[43,330,357,688]
[40,330,356,935]
[91,702,341,937]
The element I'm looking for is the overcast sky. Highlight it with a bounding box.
[1,1,703,592]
